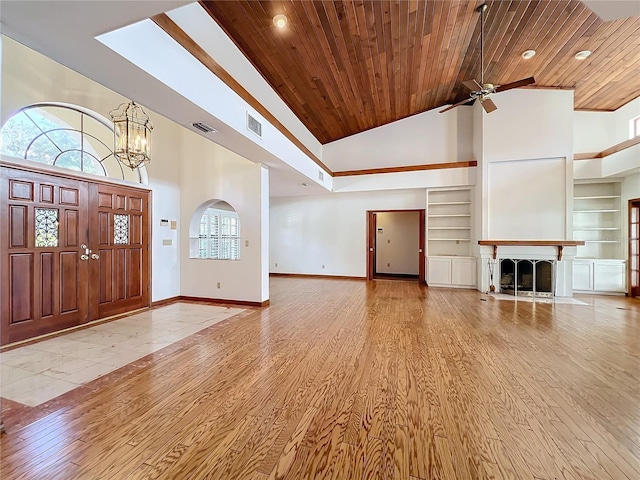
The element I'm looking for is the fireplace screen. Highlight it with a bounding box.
[500,259,554,297]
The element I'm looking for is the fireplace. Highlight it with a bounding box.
[500,259,555,297]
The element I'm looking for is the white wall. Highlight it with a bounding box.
[179,136,268,303]
[1,36,182,302]
[323,106,473,172]
[477,90,574,241]
[2,35,269,303]
[487,157,568,240]
[271,189,425,277]
[574,97,640,154]
[375,212,420,275]
[482,89,574,163]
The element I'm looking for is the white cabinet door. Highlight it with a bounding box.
[451,258,476,286]
[427,258,451,285]
[573,261,593,291]
[593,261,626,292]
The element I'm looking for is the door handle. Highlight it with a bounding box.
[91,253,100,260]
[369,248,374,252]
[80,254,89,261]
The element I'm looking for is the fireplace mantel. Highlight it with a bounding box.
[478,240,585,261]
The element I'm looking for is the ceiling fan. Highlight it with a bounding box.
[439,3,535,114]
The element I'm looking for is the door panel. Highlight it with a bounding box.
[1,166,89,344]
[89,182,150,319]
[10,254,33,323]
[2,165,151,345]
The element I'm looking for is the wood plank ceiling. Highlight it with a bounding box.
[200,1,640,144]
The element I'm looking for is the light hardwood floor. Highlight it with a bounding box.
[1,277,640,479]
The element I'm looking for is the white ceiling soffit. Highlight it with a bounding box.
[96,17,331,193]
[582,1,640,21]
[0,1,330,197]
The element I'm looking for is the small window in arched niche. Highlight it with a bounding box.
[190,200,241,260]
[0,102,147,184]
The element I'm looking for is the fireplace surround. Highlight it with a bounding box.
[478,240,584,297]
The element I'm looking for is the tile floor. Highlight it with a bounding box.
[0,303,245,407]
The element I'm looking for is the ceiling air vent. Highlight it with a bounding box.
[192,122,217,133]
[247,112,262,138]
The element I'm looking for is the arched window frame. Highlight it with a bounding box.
[189,200,241,261]
[0,102,148,184]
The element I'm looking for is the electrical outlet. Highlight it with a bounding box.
[322,264,325,269]
[245,240,249,247]
[216,282,221,289]
[387,263,390,267]
[275,262,278,267]
[387,239,391,243]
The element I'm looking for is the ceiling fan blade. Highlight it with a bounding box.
[481,97,497,113]
[439,97,476,113]
[462,79,482,91]
[495,76,535,93]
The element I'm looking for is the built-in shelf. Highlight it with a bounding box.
[427,189,472,257]
[574,209,620,213]
[573,181,623,260]
[574,195,621,200]
[431,238,471,242]
[574,227,620,231]
[428,226,471,230]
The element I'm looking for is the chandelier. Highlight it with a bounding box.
[109,101,153,169]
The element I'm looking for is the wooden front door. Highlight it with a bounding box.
[90,183,150,319]
[630,198,640,298]
[1,165,150,345]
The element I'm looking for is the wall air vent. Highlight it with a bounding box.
[247,113,262,138]
[192,122,217,133]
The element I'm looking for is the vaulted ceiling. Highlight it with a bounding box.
[201,0,640,144]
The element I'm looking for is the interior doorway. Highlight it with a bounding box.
[1,164,151,345]
[629,198,640,298]
[366,210,425,283]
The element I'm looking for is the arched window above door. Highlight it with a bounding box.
[0,103,147,183]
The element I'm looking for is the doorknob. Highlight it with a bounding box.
[80,254,89,261]
[91,253,100,260]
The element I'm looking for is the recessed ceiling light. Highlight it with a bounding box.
[273,14,287,29]
[521,49,536,59]
[575,50,592,60]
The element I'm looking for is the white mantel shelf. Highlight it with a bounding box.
[478,240,586,261]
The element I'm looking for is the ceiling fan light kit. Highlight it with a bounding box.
[439,3,535,114]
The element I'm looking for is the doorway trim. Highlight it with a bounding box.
[629,197,640,298]
[366,209,426,284]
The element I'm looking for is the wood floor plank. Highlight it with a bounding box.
[1,279,639,479]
